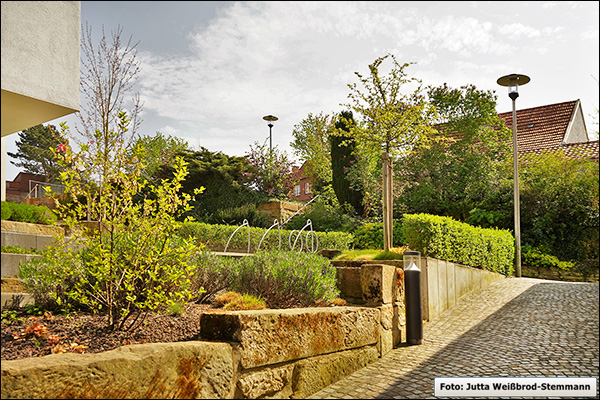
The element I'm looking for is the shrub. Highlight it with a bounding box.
[1,201,14,220]
[522,247,575,278]
[285,195,360,233]
[188,250,235,303]
[402,213,514,275]
[352,221,405,249]
[1,245,41,254]
[21,114,204,331]
[227,250,340,308]
[1,201,57,225]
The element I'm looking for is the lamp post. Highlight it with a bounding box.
[263,115,278,152]
[497,73,530,278]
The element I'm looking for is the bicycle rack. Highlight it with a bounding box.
[224,219,251,254]
[288,219,319,253]
[257,219,282,252]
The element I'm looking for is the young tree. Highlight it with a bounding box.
[7,124,68,183]
[25,114,202,331]
[246,140,298,200]
[339,54,437,250]
[76,23,143,183]
[290,112,333,190]
[400,84,512,220]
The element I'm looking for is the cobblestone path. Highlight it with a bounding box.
[310,277,599,399]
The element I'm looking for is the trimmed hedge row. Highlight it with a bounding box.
[352,221,405,249]
[177,221,354,252]
[402,213,515,275]
[1,201,57,225]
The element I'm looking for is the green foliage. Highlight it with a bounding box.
[133,132,190,182]
[352,221,405,249]
[338,53,438,248]
[522,247,575,272]
[188,250,235,303]
[339,53,437,155]
[6,124,68,183]
[402,213,515,275]
[227,250,340,308]
[1,310,24,326]
[210,203,272,229]
[285,190,360,233]
[519,151,599,262]
[21,114,204,331]
[372,251,404,260]
[163,147,270,226]
[177,221,354,252]
[331,111,364,215]
[290,112,333,190]
[1,201,13,220]
[0,201,57,225]
[1,245,41,255]
[399,84,511,220]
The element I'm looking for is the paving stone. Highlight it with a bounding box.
[309,277,599,399]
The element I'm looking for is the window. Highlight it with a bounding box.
[305,182,312,194]
[294,185,301,196]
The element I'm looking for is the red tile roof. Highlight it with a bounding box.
[523,140,599,161]
[497,100,578,155]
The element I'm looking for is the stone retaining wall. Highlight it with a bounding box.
[1,262,401,399]
[1,256,506,398]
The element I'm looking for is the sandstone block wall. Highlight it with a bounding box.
[1,342,236,399]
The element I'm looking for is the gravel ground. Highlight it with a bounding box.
[1,303,214,361]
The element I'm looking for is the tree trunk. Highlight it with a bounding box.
[382,152,393,252]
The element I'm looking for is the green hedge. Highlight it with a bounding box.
[352,221,405,249]
[1,201,57,225]
[177,221,354,252]
[402,213,514,275]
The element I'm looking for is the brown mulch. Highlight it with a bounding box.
[1,303,215,361]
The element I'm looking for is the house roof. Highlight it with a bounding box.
[523,140,599,161]
[497,99,583,155]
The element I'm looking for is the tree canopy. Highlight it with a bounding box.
[7,124,68,183]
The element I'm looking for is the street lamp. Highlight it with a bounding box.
[497,73,530,278]
[263,115,278,152]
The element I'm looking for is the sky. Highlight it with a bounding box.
[4,1,599,181]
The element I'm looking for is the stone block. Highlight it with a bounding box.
[200,307,380,369]
[360,264,396,305]
[236,364,294,399]
[336,267,363,303]
[1,253,40,277]
[393,301,406,346]
[1,341,235,399]
[379,328,394,356]
[291,346,379,399]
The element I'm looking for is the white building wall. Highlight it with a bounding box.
[1,1,80,201]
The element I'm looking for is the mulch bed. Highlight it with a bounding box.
[1,303,214,361]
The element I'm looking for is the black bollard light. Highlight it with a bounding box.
[404,250,422,345]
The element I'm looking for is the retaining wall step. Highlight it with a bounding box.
[1,292,35,308]
[1,253,41,278]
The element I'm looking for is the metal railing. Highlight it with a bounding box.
[25,180,65,199]
[224,195,321,255]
